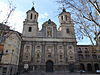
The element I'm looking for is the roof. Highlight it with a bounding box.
[76,45,98,48]
[58,8,70,16]
[26,6,38,14]
[0,23,10,30]
[42,19,56,26]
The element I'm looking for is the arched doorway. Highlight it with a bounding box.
[69,63,74,72]
[80,63,85,70]
[94,63,99,71]
[87,63,92,72]
[46,60,53,72]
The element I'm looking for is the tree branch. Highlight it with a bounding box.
[88,0,100,14]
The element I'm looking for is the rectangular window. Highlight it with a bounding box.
[66,28,69,33]
[28,27,32,32]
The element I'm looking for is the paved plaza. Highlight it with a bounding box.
[19,72,99,75]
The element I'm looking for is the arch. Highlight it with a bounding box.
[65,15,67,21]
[87,63,92,71]
[28,27,32,32]
[94,63,99,71]
[30,13,33,19]
[61,16,63,20]
[69,63,74,72]
[34,15,36,19]
[80,63,85,70]
[46,60,54,72]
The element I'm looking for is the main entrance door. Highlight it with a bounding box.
[46,60,53,72]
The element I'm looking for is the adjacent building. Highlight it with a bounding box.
[77,45,100,72]
[0,31,22,75]
[0,44,4,62]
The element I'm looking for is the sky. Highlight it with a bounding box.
[0,0,93,45]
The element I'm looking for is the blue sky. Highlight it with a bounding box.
[0,0,60,31]
[0,0,92,45]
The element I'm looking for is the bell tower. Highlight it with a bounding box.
[58,8,75,38]
[22,4,39,37]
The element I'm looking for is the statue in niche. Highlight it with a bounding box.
[25,46,30,55]
[47,27,52,37]
[23,45,31,60]
[69,50,73,55]
[47,48,52,53]
[47,48,52,57]
[36,50,41,59]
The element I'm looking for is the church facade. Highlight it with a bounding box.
[18,6,100,73]
[19,6,78,72]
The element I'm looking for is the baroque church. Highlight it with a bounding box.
[18,5,100,73]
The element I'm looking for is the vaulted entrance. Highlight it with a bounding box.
[46,60,53,72]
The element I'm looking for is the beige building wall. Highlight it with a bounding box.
[1,32,21,65]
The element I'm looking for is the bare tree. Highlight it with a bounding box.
[57,0,100,45]
[0,0,16,44]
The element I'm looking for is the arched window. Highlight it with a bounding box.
[28,27,32,32]
[61,16,63,20]
[80,63,85,70]
[87,63,92,71]
[94,63,99,70]
[30,13,33,19]
[34,15,36,19]
[65,15,67,21]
